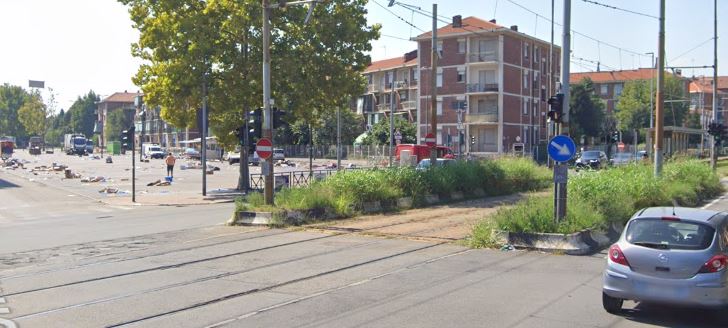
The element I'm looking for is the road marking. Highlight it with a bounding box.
[702,193,728,209]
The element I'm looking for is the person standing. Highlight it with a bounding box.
[165,152,176,178]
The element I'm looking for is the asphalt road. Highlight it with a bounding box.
[3,159,728,327]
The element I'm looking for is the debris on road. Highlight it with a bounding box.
[146,179,171,187]
[106,156,113,163]
[64,169,82,179]
[81,176,106,183]
[99,187,119,194]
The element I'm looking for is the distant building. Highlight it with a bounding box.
[413,16,561,155]
[689,76,728,128]
[570,68,661,114]
[358,50,418,129]
[96,91,141,147]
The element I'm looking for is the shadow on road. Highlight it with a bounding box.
[0,178,20,189]
[618,302,728,328]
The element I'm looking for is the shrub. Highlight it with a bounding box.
[496,157,551,193]
[487,196,605,235]
[321,169,402,208]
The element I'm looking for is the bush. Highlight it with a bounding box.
[496,157,551,193]
[322,169,403,208]
[483,196,605,235]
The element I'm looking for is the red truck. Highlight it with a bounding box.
[395,144,454,165]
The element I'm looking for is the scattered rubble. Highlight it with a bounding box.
[81,176,106,183]
[99,187,119,194]
[146,179,171,187]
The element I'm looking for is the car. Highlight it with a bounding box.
[603,207,728,314]
[575,150,608,170]
[272,148,285,161]
[227,151,260,166]
[415,158,456,171]
[183,147,200,159]
[610,152,635,166]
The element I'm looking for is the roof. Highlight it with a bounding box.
[570,68,659,84]
[100,91,142,104]
[416,16,502,39]
[364,55,417,74]
[636,207,723,226]
[689,76,728,93]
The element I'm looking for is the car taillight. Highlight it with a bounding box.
[608,244,630,267]
[698,254,728,273]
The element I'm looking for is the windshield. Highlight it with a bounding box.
[581,151,600,159]
[626,218,715,250]
[615,153,632,159]
[150,147,161,152]
[73,138,86,145]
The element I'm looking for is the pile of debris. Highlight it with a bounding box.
[147,179,171,187]
[99,187,119,194]
[81,176,106,183]
[1,158,25,169]
[274,160,296,167]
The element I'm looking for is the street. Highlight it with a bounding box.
[2,153,728,327]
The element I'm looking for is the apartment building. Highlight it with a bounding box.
[357,50,418,128]
[96,91,141,147]
[413,17,561,155]
[689,76,728,127]
[570,68,660,114]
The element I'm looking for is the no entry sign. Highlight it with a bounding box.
[256,138,273,160]
[424,133,436,147]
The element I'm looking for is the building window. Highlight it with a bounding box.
[523,126,529,144]
[436,70,443,87]
[533,101,538,117]
[523,99,529,115]
[523,71,529,90]
[524,43,529,58]
[534,47,540,63]
[437,100,443,115]
[414,69,419,82]
[457,68,465,83]
[457,39,466,54]
[600,84,608,95]
[437,41,443,57]
[614,83,624,97]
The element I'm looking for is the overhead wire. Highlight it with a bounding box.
[371,0,426,33]
[580,0,659,20]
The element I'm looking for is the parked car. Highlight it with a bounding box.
[415,158,456,171]
[575,150,608,170]
[183,147,200,159]
[610,152,635,166]
[273,148,285,161]
[603,207,728,314]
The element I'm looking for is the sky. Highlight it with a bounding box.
[0,0,725,112]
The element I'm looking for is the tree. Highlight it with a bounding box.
[119,0,379,154]
[362,116,416,145]
[104,109,131,143]
[616,73,689,131]
[0,84,29,141]
[69,91,100,137]
[569,77,605,140]
[18,92,49,137]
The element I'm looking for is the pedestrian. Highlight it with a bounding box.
[165,152,176,178]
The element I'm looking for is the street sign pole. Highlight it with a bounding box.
[548,135,576,223]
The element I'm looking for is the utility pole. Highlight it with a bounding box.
[240,110,250,191]
[201,73,208,196]
[262,0,274,204]
[389,81,396,167]
[548,0,555,168]
[654,0,665,177]
[429,3,438,164]
[711,0,719,170]
[337,107,341,170]
[560,0,571,136]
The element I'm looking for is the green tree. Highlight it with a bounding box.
[104,109,131,143]
[69,91,100,137]
[18,93,49,137]
[616,73,688,131]
[119,0,379,153]
[0,84,30,141]
[569,78,605,139]
[362,116,416,145]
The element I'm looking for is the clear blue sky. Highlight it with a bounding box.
[0,0,725,110]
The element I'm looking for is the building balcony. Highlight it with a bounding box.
[367,84,381,93]
[468,52,497,63]
[466,83,499,93]
[395,80,417,89]
[471,143,499,153]
[400,100,416,111]
[466,112,498,123]
[376,104,391,112]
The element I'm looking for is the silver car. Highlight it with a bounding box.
[603,207,728,313]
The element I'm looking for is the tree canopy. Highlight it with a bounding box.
[119,0,379,150]
[616,73,688,131]
[0,84,29,141]
[362,116,416,145]
[69,91,100,137]
[18,92,49,137]
[569,77,605,139]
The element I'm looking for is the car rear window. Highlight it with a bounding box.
[626,218,715,250]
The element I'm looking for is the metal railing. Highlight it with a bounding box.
[400,100,416,111]
[468,52,497,62]
[466,83,499,93]
[466,112,498,123]
[249,166,371,190]
[367,84,381,93]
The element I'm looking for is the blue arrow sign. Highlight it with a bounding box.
[548,135,576,162]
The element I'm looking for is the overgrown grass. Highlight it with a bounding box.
[469,159,724,247]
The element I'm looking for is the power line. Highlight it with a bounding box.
[668,37,715,63]
[580,0,658,19]
[371,0,426,33]
[381,34,412,41]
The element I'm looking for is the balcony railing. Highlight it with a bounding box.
[467,83,499,93]
[376,104,391,112]
[367,84,381,93]
[400,100,416,111]
[466,112,498,123]
[469,52,497,63]
[471,143,499,153]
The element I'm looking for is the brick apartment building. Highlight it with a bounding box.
[689,76,728,127]
[570,68,661,114]
[357,50,418,128]
[96,91,141,147]
[413,17,561,155]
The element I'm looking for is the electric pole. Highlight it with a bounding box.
[560,0,571,136]
[262,0,274,204]
[389,81,396,167]
[711,0,719,170]
[654,0,665,177]
[430,3,438,164]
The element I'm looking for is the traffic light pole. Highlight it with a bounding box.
[262,0,274,205]
[240,111,250,191]
[654,0,665,177]
[429,3,438,165]
[554,0,571,223]
[132,132,136,203]
[711,0,718,170]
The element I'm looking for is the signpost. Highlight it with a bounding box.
[547,135,576,222]
[424,133,436,147]
[256,138,272,160]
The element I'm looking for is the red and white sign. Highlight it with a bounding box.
[617,142,625,151]
[256,138,273,160]
[424,133,436,147]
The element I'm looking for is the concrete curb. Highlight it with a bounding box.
[227,211,273,226]
[496,222,624,255]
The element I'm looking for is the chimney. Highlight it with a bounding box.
[452,15,462,28]
[489,19,496,24]
[510,25,518,31]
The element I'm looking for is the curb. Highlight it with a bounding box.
[496,222,623,255]
[227,211,273,226]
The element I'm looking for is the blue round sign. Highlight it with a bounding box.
[547,135,576,162]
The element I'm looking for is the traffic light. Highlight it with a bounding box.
[708,122,727,145]
[232,126,245,144]
[248,108,262,140]
[121,126,135,149]
[611,131,619,143]
[547,93,564,123]
[273,107,288,129]
[470,135,476,145]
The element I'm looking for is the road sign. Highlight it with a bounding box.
[617,142,625,151]
[547,135,576,162]
[424,133,436,147]
[256,138,272,160]
[553,164,568,183]
[394,131,402,140]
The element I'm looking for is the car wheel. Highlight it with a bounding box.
[602,292,623,314]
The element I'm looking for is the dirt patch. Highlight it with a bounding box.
[304,191,549,243]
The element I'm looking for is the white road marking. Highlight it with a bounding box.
[702,193,728,209]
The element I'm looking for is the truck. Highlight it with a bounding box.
[0,136,15,160]
[28,136,43,155]
[64,134,88,155]
[142,143,166,159]
[395,144,454,166]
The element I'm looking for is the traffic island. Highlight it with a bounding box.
[495,227,617,255]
